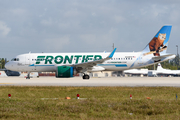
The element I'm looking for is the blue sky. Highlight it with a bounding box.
[0,0,180,60]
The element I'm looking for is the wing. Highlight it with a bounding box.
[72,48,116,70]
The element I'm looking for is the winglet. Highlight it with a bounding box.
[108,48,117,58]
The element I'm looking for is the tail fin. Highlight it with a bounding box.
[142,25,172,56]
[157,63,164,70]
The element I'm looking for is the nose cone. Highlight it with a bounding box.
[5,62,10,70]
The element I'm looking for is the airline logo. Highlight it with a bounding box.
[35,55,102,64]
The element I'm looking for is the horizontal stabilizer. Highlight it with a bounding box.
[152,54,175,60]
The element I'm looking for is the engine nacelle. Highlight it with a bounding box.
[56,66,77,78]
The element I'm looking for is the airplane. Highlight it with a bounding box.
[124,63,180,77]
[5,25,176,79]
[0,70,39,77]
[123,68,148,76]
[154,63,180,76]
[0,68,21,76]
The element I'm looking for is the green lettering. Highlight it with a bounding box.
[94,55,102,60]
[85,55,93,62]
[45,56,54,64]
[74,55,82,64]
[54,56,63,64]
[63,55,73,64]
[82,55,86,63]
[36,56,45,64]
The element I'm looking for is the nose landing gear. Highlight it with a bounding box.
[26,72,30,79]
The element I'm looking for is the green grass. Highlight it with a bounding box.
[0,86,180,119]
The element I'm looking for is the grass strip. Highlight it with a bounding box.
[0,86,180,119]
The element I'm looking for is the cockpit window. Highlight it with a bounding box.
[11,58,15,61]
[11,58,19,61]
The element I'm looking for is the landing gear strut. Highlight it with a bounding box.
[82,74,90,79]
[26,72,30,79]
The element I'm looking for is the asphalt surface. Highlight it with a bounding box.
[0,77,180,87]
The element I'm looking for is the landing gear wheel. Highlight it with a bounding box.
[82,74,90,80]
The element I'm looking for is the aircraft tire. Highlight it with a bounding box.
[82,74,90,79]
[84,75,89,79]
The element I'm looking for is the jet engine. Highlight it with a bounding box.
[56,66,77,78]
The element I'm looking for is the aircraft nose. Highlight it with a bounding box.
[5,62,10,70]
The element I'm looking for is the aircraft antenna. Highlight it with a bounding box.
[112,43,114,50]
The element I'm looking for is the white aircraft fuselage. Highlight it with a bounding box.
[6,52,175,72]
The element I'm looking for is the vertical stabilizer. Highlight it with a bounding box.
[157,63,164,70]
[142,25,172,56]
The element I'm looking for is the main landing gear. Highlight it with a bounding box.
[82,74,90,79]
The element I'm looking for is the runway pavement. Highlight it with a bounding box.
[0,76,180,87]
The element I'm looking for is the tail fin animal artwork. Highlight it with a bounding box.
[142,25,172,56]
